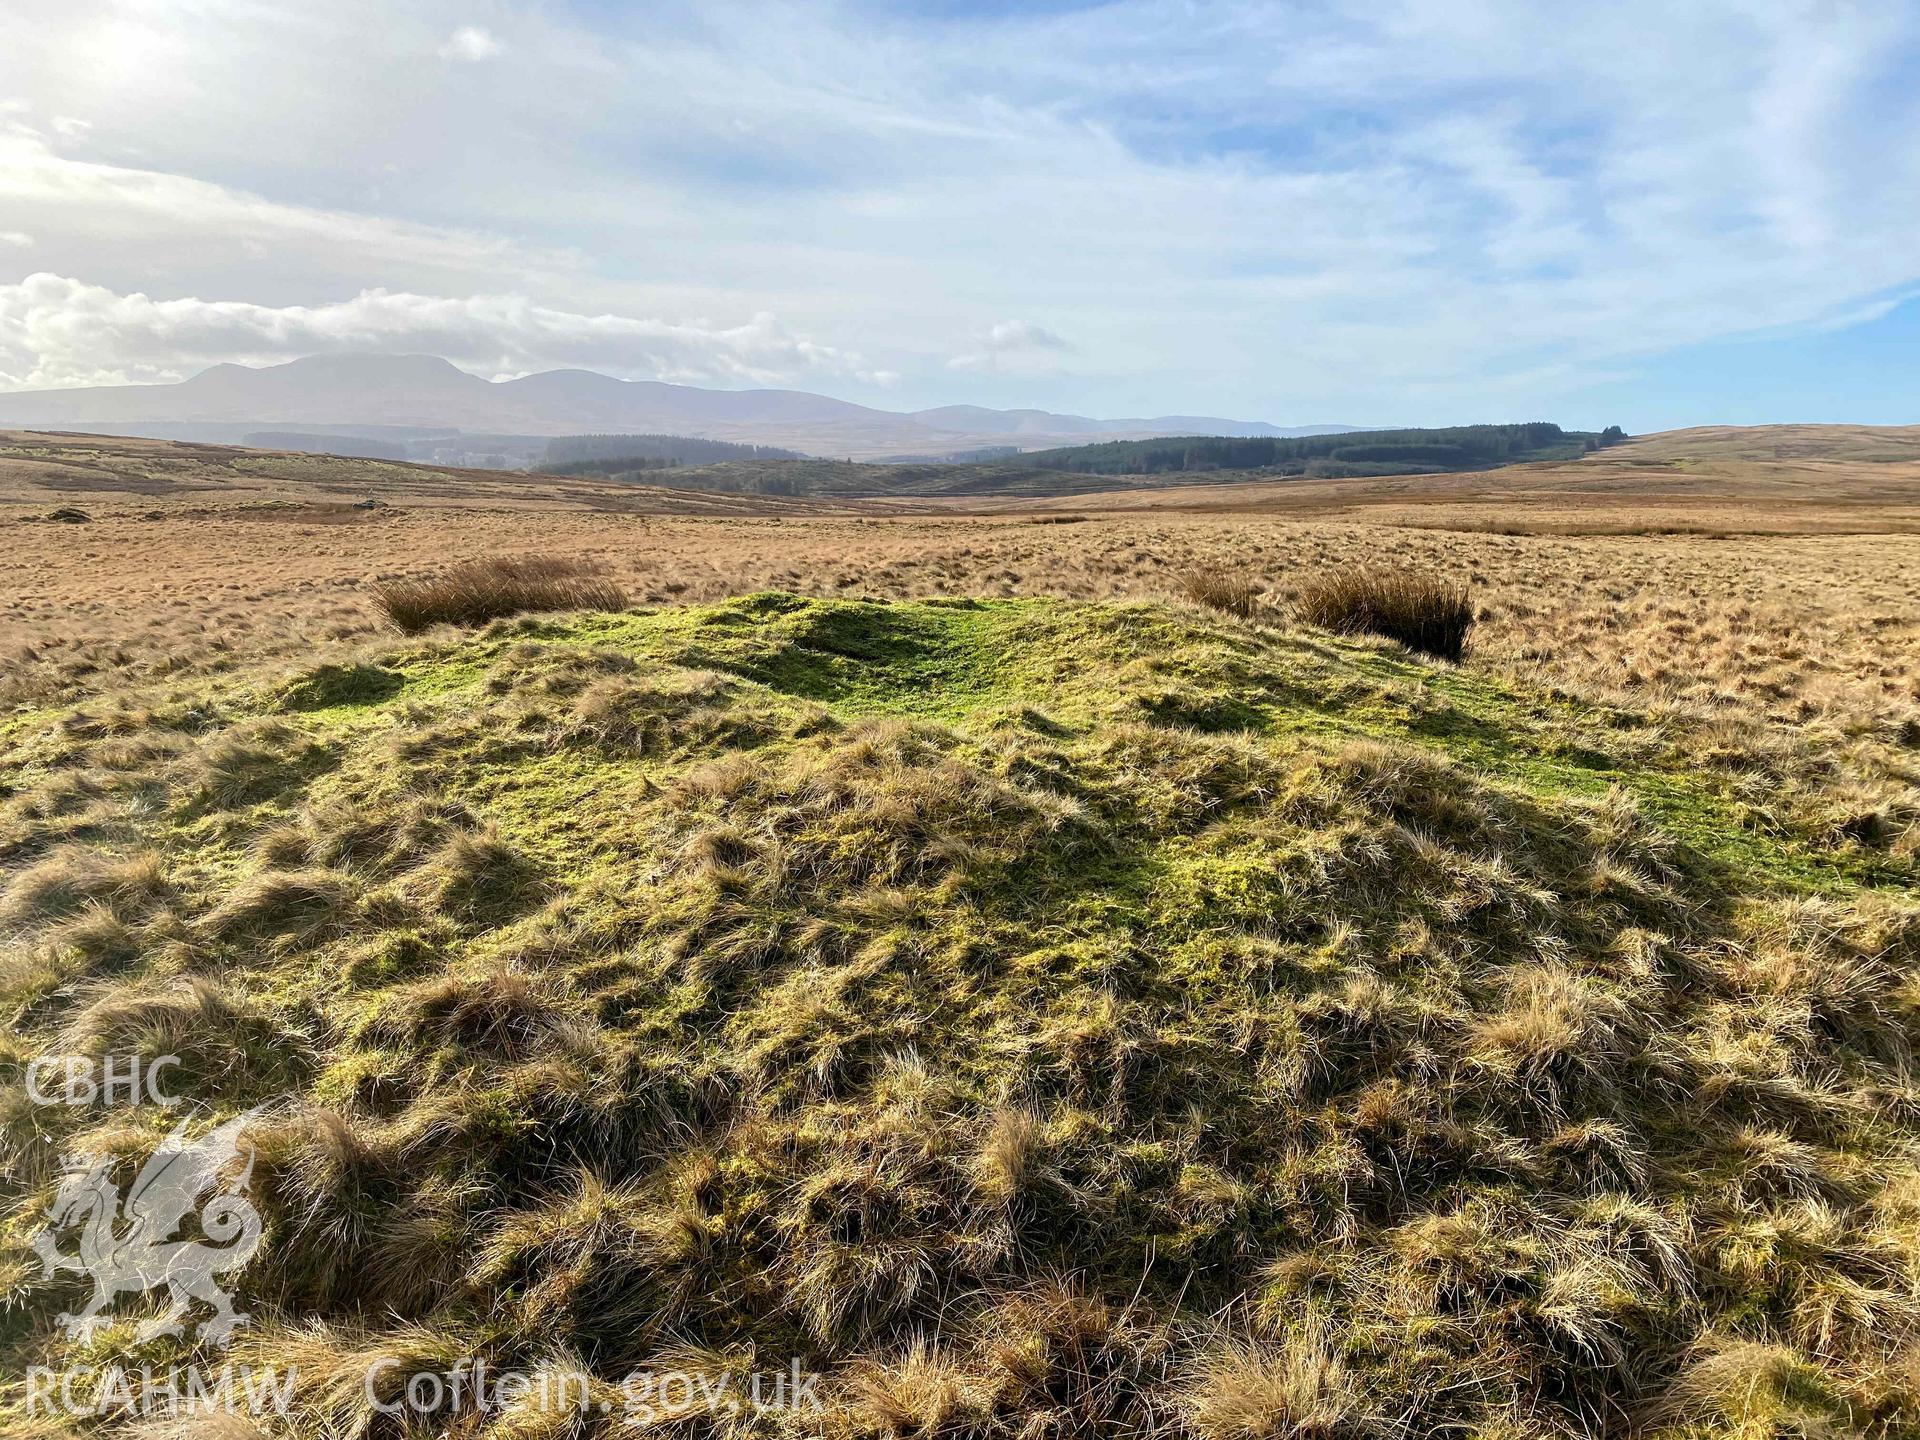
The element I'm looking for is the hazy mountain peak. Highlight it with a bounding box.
[191,352,476,383]
[0,352,1352,459]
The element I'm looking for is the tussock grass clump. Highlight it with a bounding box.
[228,1320,482,1437]
[202,865,357,940]
[1295,566,1474,660]
[561,667,775,758]
[839,1338,997,1435]
[41,904,147,970]
[374,554,628,633]
[372,964,580,1059]
[1180,565,1264,621]
[52,976,308,1095]
[663,717,1088,899]
[971,1107,1050,1206]
[0,846,169,924]
[178,717,329,810]
[273,791,476,877]
[467,1169,664,1336]
[416,826,547,925]
[60,974,247,1052]
[1183,1333,1369,1440]
[1649,1338,1856,1435]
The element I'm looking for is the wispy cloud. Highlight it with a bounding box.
[2,0,1918,418]
[439,26,501,62]
[949,320,1071,374]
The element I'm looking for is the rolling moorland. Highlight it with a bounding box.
[532,423,1623,497]
[1,423,1919,1437]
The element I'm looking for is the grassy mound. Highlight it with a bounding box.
[2,594,1917,1438]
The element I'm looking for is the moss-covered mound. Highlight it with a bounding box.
[3,594,1918,1438]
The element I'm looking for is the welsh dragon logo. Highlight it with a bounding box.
[30,1109,265,1347]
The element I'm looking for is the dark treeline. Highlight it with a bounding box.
[542,433,804,474]
[1020,422,1627,476]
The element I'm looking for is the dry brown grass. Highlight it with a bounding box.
[6,509,1916,776]
[1621,423,1920,464]
[375,554,629,632]
[1294,566,1474,660]
[3,428,1918,785]
[1179,565,1264,621]
[1183,1334,1371,1440]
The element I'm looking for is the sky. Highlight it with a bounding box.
[2,0,1918,431]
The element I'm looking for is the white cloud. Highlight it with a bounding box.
[49,115,90,139]
[0,231,32,248]
[0,273,895,391]
[1,0,1918,420]
[949,320,1072,373]
[439,26,502,62]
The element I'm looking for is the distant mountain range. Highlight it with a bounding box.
[0,354,1361,460]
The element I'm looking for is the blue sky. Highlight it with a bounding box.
[2,0,1918,431]
[1582,290,1920,430]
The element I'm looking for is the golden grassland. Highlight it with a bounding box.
[6,428,1918,755]
[1619,425,1920,465]
[0,426,1918,1437]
